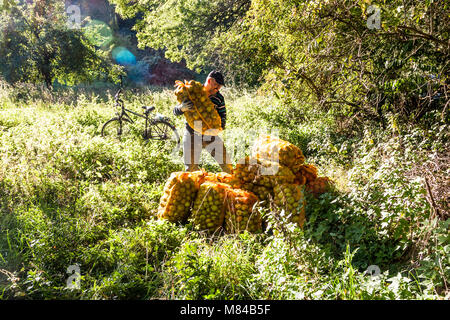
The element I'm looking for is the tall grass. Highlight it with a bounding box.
[0,83,448,299]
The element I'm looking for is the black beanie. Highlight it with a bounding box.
[208,70,225,86]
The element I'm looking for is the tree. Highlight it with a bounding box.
[108,0,252,82]
[227,0,449,123]
[0,0,123,89]
[108,0,448,123]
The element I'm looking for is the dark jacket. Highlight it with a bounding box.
[173,91,226,135]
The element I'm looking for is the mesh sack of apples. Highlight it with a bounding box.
[157,135,334,233]
[233,156,296,188]
[224,188,262,234]
[273,183,307,228]
[252,134,305,174]
[189,181,230,233]
[157,172,199,223]
[251,134,333,196]
[174,79,222,136]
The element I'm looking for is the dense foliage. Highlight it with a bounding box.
[109,0,448,124]
[0,0,122,88]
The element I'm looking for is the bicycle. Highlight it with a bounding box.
[101,83,181,154]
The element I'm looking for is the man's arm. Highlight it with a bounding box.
[217,107,226,129]
[210,92,226,129]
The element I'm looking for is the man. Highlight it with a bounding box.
[173,70,233,173]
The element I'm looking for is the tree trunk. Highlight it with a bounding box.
[41,54,53,90]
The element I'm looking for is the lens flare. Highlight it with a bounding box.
[83,19,113,48]
[111,46,137,66]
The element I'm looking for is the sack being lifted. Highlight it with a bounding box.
[157,172,199,223]
[252,134,305,174]
[174,80,222,136]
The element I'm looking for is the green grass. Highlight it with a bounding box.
[0,83,448,299]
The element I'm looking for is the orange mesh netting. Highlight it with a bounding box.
[175,80,222,136]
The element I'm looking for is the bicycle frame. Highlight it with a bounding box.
[115,98,151,133]
[109,85,176,141]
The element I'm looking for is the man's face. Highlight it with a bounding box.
[205,77,222,95]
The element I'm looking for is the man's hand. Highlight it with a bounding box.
[179,99,194,112]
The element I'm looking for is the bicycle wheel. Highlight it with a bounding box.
[146,120,181,155]
[101,117,132,140]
